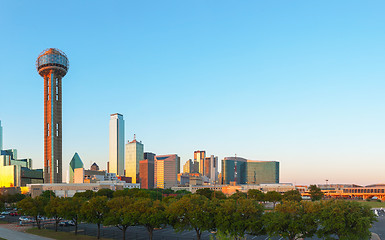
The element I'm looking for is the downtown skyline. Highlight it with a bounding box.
[1,1,385,185]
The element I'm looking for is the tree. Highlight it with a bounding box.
[215,199,264,238]
[264,201,320,240]
[309,185,324,201]
[212,191,227,199]
[264,191,282,208]
[81,196,109,239]
[45,197,65,232]
[229,191,247,200]
[62,197,85,235]
[113,188,150,199]
[132,198,167,240]
[196,188,214,200]
[283,190,302,202]
[167,194,215,240]
[104,196,134,240]
[17,196,46,229]
[247,189,264,201]
[95,188,114,199]
[40,190,55,199]
[317,200,377,240]
[74,190,94,199]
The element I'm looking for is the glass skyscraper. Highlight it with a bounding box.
[221,157,279,185]
[109,113,125,176]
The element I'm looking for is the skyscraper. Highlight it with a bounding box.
[0,120,3,151]
[154,154,180,189]
[139,152,155,189]
[109,113,125,176]
[69,152,84,183]
[125,136,144,183]
[204,155,218,182]
[194,150,206,175]
[36,48,69,183]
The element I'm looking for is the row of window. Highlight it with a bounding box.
[38,54,68,67]
[344,188,385,193]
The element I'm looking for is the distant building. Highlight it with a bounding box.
[90,162,99,171]
[139,159,154,189]
[27,182,140,198]
[0,149,43,187]
[125,136,144,183]
[183,159,193,173]
[109,113,125,176]
[194,150,206,175]
[203,155,218,182]
[221,157,279,185]
[155,154,180,189]
[69,153,84,184]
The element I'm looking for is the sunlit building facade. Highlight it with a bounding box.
[125,137,144,183]
[154,154,180,189]
[109,113,125,176]
[0,149,43,187]
[194,150,205,175]
[69,152,84,183]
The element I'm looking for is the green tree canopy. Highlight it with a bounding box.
[95,188,114,199]
[282,190,302,202]
[81,196,109,239]
[196,188,214,200]
[17,196,46,229]
[309,185,324,201]
[229,191,247,200]
[215,199,264,238]
[264,191,282,208]
[264,201,320,240]
[132,198,168,240]
[40,190,56,199]
[44,197,65,232]
[73,190,94,199]
[317,200,377,240]
[61,197,85,235]
[212,191,227,199]
[167,194,215,240]
[247,189,265,201]
[104,196,134,240]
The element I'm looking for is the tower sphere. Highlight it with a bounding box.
[36,48,69,77]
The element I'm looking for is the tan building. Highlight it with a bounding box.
[27,182,140,198]
[154,154,180,189]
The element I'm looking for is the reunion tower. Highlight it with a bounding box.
[36,48,69,183]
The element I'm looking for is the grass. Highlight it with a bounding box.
[0,221,8,224]
[26,228,112,240]
[355,200,385,208]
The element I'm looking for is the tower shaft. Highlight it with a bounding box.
[43,70,62,183]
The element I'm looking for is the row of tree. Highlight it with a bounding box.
[17,188,375,240]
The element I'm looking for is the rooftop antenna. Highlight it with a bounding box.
[134,134,136,141]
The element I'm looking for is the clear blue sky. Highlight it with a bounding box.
[1,1,385,185]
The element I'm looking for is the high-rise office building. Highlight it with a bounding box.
[69,153,84,183]
[183,159,193,173]
[139,158,154,189]
[36,48,69,183]
[194,150,206,175]
[204,155,218,182]
[154,154,180,189]
[139,152,155,189]
[125,136,144,183]
[0,120,3,151]
[109,113,125,176]
[221,157,279,185]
